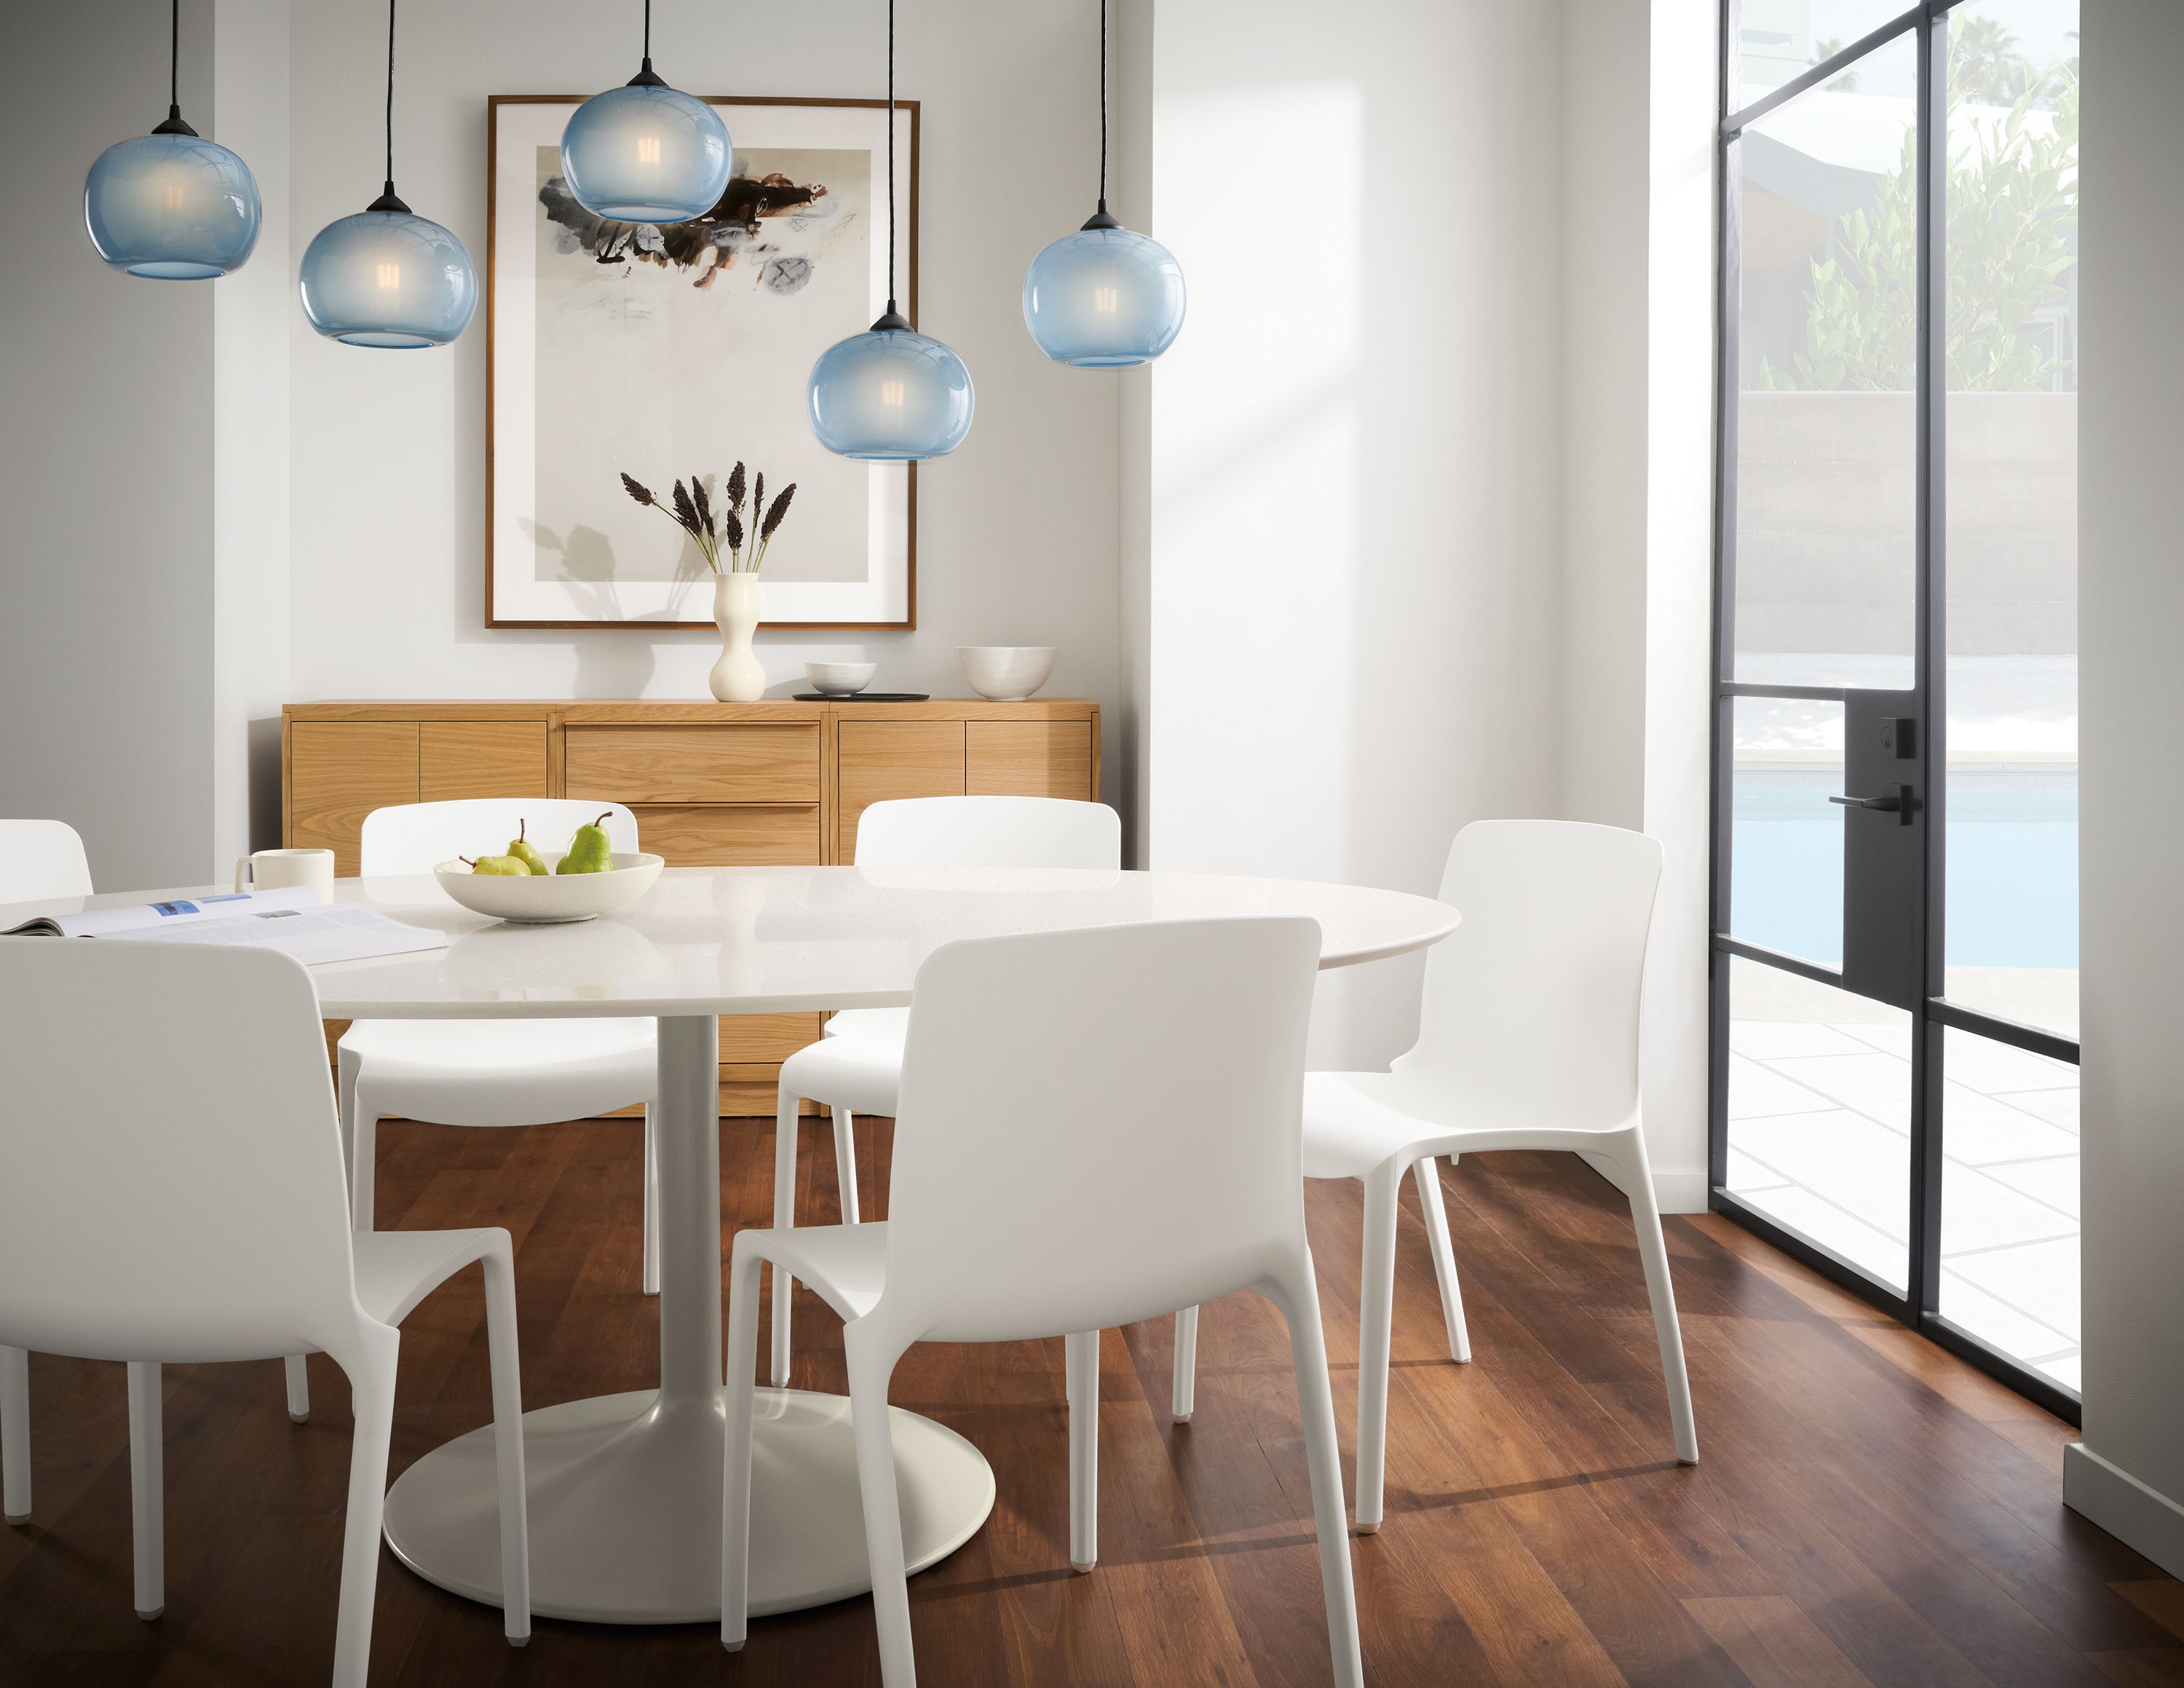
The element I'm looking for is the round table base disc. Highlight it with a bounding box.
[381,1387,997,1624]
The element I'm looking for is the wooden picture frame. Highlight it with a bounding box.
[486,94,919,630]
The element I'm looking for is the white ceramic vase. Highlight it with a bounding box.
[709,571,767,702]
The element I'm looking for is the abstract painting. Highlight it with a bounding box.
[486,96,917,628]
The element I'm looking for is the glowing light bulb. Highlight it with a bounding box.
[376,261,401,290]
[1093,284,1118,314]
[163,182,186,211]
[636,135,661,165]
[879,379,906,408]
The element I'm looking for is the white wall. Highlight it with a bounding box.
[1552,0,1717,1213]
[213,0,292,863]
[2065,0,2184,1580]
[1142,0,1567,1071]
[280,0,1125,806]
[0,0,218,889]
[1637,0,1720,1213]
[1560,0,1653,836]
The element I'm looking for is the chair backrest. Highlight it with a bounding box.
[1395,819,1663,1133]
[0,819,94,902]
[854,796,1121,870]
[882,916,1321,1343]
[0,940,362,1365]
[360,799,640,876]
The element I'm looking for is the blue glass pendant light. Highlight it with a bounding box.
[299,0,478,348]
[561,0,729,224]
[84,0,261,280]
[807,0,974,461]
[1021,0,1184,366]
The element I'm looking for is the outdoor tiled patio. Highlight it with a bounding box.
[1725,983,2081,1389]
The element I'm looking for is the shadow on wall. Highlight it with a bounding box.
[248,716,284,851]
[1151,46,1563,1068]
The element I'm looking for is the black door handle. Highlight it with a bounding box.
[1830,785,1914,825]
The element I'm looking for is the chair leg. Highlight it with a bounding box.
[330,1328,400,1688]
[643,1104,661,1297]
[1171,1306,1199,1422]
[480,1247,531,1646]
[283,1354,312,1424]
[833,1106,861,1226]
[127,1362,163,1620]
[1412,1156,1471,1363]
[721,1243,768,1651]
[1355,1159,1402,1533]
[1,1344,29,1524]
[1613,1129,1700,1464]
[1065,1331,1099,1572]
[336,1045,360,1194]
[769,1082,800,1388]
[844,1325,917,1688]
[349,1105,379,1235]
[1266,1254,1365,1688]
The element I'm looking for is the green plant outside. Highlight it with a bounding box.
[1761,56,2077,395]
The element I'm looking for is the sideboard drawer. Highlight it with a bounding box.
[419,720,547,801]
[630,804,822,865]
[565,724,820,804]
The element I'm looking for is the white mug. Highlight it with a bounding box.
[236,847,336,902]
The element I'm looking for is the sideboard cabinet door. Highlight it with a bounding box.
[838,721,966,861]
[965,721,1094,799]
[290,721,419,876]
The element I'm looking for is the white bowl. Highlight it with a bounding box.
[805,660,877,696]
[434,851,665,924]
[957,646,1058,701]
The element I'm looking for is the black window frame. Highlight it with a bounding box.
[1709,0,2083,1423]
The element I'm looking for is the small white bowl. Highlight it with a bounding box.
[805,660,877,696]
[957,646,1058,701]
[434,851,665,924]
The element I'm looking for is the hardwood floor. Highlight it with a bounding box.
[1,1114,2175,1687]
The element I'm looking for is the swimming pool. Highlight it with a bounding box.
[1730,765,2078,969]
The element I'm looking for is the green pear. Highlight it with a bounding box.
[507,820,550,876]
[557,812,615,874]
[462,854,533,876]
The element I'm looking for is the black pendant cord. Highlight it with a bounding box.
[1083,0,1117,230]
[631,0,664,85]
[154,0,197,135]
[873,0,909,330]
[368,0,410,212]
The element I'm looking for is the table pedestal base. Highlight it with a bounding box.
[382,1386,996,1624]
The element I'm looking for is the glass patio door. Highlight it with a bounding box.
[1712,0,2081,1414]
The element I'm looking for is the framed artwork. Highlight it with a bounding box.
[486,95,917,629]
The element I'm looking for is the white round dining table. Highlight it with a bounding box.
[19,864,1460,1626]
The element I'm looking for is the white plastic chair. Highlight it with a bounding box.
[0,938,531,1685]
[342,799,658,1288]
[1176,819,1699,1531]
[0,819,95,1527]
[769,796,1123,1386]
[722,916,1362,1688]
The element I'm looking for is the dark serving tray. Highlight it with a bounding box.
[791,692,931,702]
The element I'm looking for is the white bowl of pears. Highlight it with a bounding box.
[434,812,665,924]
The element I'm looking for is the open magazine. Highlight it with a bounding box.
[2,887,448,967]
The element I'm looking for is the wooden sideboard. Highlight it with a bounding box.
[282,698,1101,1114]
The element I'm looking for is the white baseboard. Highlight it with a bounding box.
[2065,1442,2184,1580]
[1578,1152,1709,1215]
